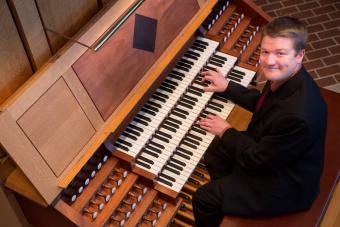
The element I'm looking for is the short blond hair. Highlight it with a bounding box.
[262,16,308,53]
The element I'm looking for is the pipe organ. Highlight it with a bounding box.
[0,0,271,226]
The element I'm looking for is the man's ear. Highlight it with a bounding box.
[296,49,305,64]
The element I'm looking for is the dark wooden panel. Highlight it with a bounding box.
[72,0,199,120]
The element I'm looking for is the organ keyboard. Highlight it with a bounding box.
[0,0,271,226]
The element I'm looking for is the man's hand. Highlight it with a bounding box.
[199,114,231,138]
[201,69,229,93]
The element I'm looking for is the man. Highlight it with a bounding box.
[192,16,327,227]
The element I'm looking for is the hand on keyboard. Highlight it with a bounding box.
[201,68,229,93]
[198,114,231,138]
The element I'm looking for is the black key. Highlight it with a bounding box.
[168,74,183,81]
[158,177,173,186]
[148,100,162,109]
[157,130,172,139]
[192,43,206,50]
[162,124,177,133]
[138,155,154,165]
[192,126,206,135]
[211,57,225,64]
[171,157,186,167]
[212,95,229,103]
[142,107,156,116]
[164,120,180,129]
[146,145,162,154]
[167,117,182,125]
[159,85,173,93]
[128,125,143,133]
[175,111,188,120]
[162,82,176,90]
[171,70,185,77]
[203,110,216,116]
[165,78,178,86]
[194,80,208,87]
[209,60,223,67]
[184,137,200,145]
[165,166,181,175]
[184,53,198,60]
[191,45,204,52]
[181,97,195,106]
[195,39,209,46]
[178,61,192,69]
[152,94,166,103]
[175,151,190,160]
[174,107,189,115]
[188,88,202,96]
[209,101,224,109]
[207,104,222,112]
[136,160,151,169]
[122,132,137,141]
[137,114,151,122]
[160,173,176,182]
[183,94,198,102]
[232,69,246,75]
[176,65,189,72]
[155,91,169,99]
[133,118,148,126]
[229,71,243,79]
[187,50,200,57]
[114,143,129,151]
[227,75,241,82]
[187,133,202,141]
[204,65,216,71]
[167,162,183,171]
[144,148,159,158]
[182,141,197,149]
[177,147,193,156]
[180,58,194,65]
[125,128,140,136]
[117,138,132,147]
[149,141,165,149]
[154,135,169,143]
[178,101,193,110]
[144,104,159,113]
[214,54,227,61]
[190,86,204,93]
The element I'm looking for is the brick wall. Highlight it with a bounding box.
[253,0,340,92]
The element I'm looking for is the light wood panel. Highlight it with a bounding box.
[8,0,52,70]
[17,78,95,177]
[0,1,32,105]
[35,0,98,53]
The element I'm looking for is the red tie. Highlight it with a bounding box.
[255,85,271,112]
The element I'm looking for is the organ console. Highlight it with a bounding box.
[0,0,271,226]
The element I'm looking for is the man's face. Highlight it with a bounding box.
[259,36,305,82]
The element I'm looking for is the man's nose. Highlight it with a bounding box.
[264,54,276,65]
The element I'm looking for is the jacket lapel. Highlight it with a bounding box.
[251,67,306,123]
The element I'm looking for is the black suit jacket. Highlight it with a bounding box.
[216,66,327,216]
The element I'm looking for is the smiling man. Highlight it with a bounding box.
[192,16,327,227]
